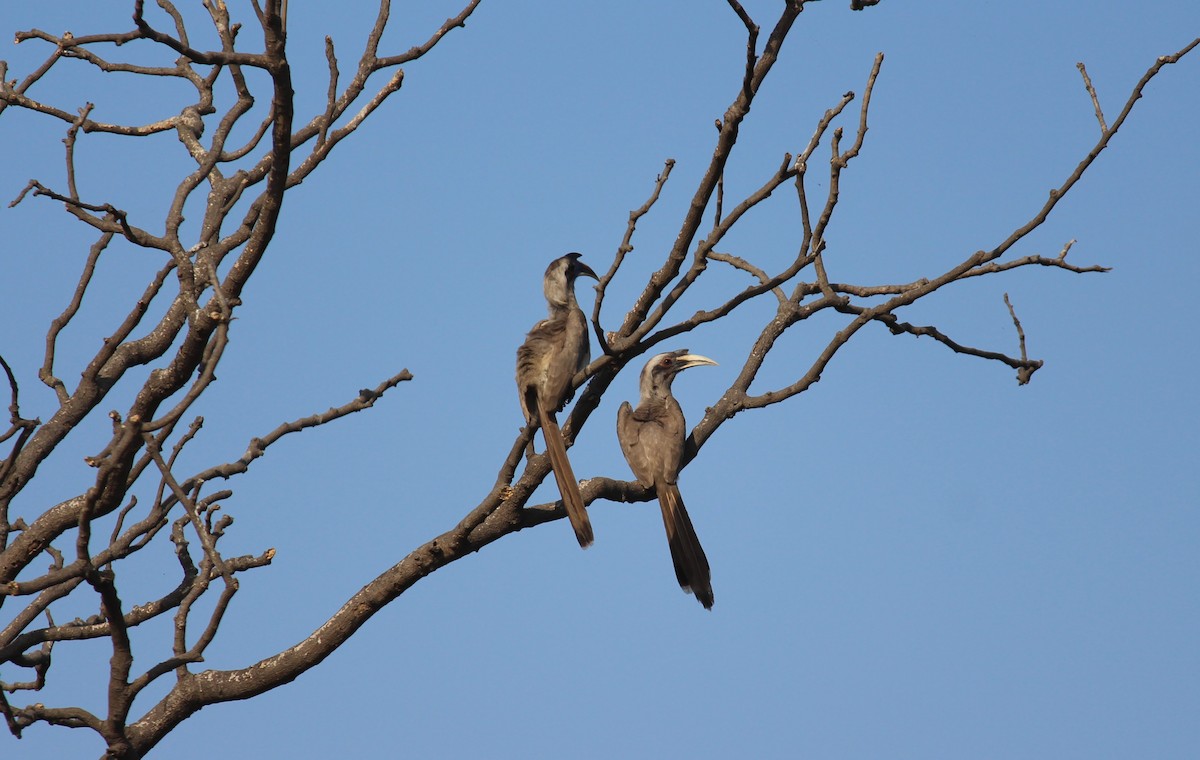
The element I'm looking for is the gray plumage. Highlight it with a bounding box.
[516,253,598,548]
[617,350,717,609]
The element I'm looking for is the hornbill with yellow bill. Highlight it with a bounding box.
[617,350,718,609]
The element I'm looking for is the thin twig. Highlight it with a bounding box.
[1076,62,1108,133]
[1003,293,1037,384]
[592,159,676,354]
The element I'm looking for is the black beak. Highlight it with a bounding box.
[566,252,598,281]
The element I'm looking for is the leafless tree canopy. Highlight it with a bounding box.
[0,1,1195,757]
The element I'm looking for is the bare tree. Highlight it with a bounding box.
[0,1,1195,757]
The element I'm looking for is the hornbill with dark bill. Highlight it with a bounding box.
[516,253,599,548]
[617,350,718,609]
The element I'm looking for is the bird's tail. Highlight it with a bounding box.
[659,484,713,609]
[538,405,594,548]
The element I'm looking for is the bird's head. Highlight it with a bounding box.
[543,252,598,308]
[640,349,718,397]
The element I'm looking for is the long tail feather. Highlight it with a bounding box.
[659,484,713,609]
[539,405,593,548]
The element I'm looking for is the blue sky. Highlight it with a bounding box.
[2,2,1198,758]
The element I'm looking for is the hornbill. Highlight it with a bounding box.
[617,350,718,609]
[516,253,599,548]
